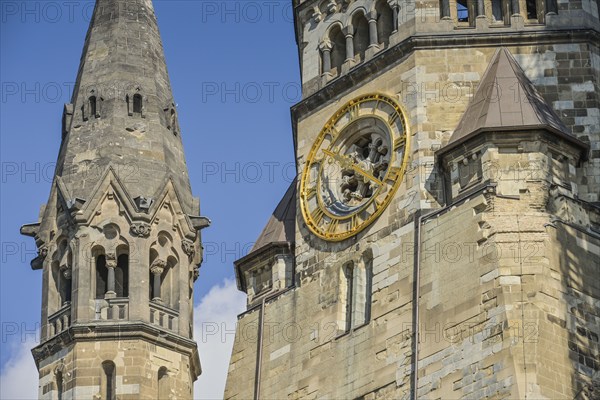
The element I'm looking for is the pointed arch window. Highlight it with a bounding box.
[102,361,116,400]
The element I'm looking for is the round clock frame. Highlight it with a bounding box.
[300,93,411,241]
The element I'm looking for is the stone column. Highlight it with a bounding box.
[129,223,151,321]
[151,259,166,301]
[476,0,485,16]
[511,0,520,15]
[319,39,333,75]
[105,253,117,298]
[343,25,354,62]
[367,11,379,48]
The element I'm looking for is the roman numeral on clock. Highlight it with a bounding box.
[311,208,324,225]
[327,219,339,234]
[387,167,401,182]
[350,214,360,230]
[348,103,360,120]
[304,186,317,200]
[388,112,399,126]
[394,137,406,151]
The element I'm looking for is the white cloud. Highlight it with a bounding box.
[194,278,247,400]
[0,279,246,400]
[0,335,39,400]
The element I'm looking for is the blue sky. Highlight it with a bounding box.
[1,0,299,396]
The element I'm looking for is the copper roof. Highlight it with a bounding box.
[251,179,297,253]
[448,47,571,147]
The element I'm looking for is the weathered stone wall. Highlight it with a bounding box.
[226,35,600,400]
[226,191,600,399]
[37,339,195,399]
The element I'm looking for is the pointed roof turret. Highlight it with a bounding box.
[251,180,297,253]
[442,48,580,154]
[56,0,196,214]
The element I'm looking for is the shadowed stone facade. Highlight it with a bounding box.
[225,1,600,399]
[21,0,208,398]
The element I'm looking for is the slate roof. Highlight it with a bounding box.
[447,47,572,149]
[251,179,297,253]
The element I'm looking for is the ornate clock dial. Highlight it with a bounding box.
[300,93,410,241]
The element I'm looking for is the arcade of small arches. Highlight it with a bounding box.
[448,0,558,26]
[315,0,557,78]
[47,225,188,335]
[318,0,396,77]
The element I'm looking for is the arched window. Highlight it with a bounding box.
[89,96,97,117]
[339,254,373,333]
[127,91,144,117]
[133,94,143,114]
[158,367,169,399]
[102,361,116,400]
[328,25,346,75]
[376,0,394,46]
[96,255,108,299]
[342,262,354,333]
[115,253,129,298]
[352,11,370,63]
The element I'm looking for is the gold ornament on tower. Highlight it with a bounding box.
[300,93,410,241]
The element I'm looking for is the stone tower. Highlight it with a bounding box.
[225,0,599,399]
[20,0,209,398]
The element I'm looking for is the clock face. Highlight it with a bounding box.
[300,93,410,241]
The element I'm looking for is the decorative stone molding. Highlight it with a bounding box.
[134,196,154,212]
[312,6,323,23]
[326,0,340,14]
[54,363,65,376]
[105,252,117,269]
[150,259,167,275]
[38,246,49,259]
[182,240,196,258]
[131,222,151,237]
[61,268,72,280]
[193,266,200,281]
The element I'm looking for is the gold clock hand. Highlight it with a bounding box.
[322,149,384,186]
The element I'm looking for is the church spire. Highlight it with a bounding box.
[20,1,206,396]
[58,0,195,214]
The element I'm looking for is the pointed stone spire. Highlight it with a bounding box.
[58,0,196,214]
[447,47,572,149]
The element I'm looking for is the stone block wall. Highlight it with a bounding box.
[36,338,195,399]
